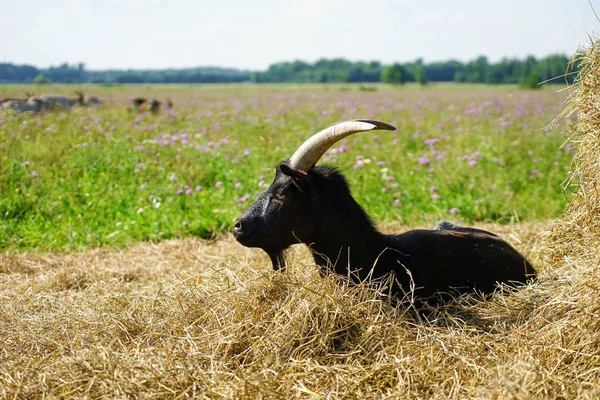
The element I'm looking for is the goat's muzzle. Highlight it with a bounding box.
[233,217,254,245]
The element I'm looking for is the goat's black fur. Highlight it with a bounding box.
[234,163,536,303]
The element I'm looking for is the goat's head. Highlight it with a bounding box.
[234,120,396,270]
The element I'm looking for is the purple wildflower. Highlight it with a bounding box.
[418,156,431,166]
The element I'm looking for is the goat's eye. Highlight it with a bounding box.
[276,193,286,200]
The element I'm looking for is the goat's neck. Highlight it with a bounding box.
[310,197,384,280]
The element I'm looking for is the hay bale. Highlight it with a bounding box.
[547,38,600,267]
[515,37,600,398]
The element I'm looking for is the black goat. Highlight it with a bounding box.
[234,120,536,303]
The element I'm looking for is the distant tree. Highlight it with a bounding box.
[453,71,466,83]
[0,63,40,82]
[473,55,491,83]
[428,60,464,82]
[381,63,406,85]
[415,66,428,85]
[536,54,573,84]
[519,69,541,89]
[0,55,579,85]
[518,55,538,84]
[33,74,51,84]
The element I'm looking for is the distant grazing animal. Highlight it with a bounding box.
[1,97,46,112]
[131,97,163,114]
[149,99,161,114]
[131,97,147,109]
[38,90,85,110]
[83,95,103,106]
[1,92,36,104]
[234,120,536,304]
[0,97,26,103]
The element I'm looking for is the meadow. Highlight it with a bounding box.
[1,84,572,252]
[4,82,599,399]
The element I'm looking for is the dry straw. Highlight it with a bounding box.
[2,44,600,398]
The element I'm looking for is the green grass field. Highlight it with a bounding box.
[1,84,572,251]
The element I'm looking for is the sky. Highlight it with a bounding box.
[1,0,599,71]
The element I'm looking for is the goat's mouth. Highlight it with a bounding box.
[233,227,256,245]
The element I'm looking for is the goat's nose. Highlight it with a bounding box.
[234,218,242,231]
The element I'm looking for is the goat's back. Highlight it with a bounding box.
[381,229,535,299]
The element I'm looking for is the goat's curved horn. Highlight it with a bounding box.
[289,119,396,171]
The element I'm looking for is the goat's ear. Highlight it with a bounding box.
[279,164,311,192]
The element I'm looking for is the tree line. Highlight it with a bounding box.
[0,54,576,88]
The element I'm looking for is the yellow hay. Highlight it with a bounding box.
[549,37,600,251]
